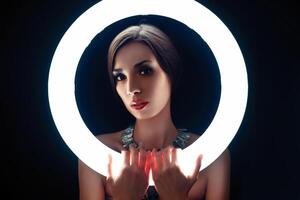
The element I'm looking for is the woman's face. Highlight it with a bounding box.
[113,41,172,119]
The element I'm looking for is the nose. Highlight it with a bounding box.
[127,89,141,96]
[127,77,141,96]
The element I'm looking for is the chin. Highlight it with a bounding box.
[132,113,153,120]
[131,110,161,121]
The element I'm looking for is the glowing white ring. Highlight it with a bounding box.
[48,0,248,185]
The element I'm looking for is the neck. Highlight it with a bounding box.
[133,101,177,150]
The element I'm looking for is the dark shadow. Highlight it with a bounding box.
[75,15,221,135]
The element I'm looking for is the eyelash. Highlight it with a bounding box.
[113,66,153,82]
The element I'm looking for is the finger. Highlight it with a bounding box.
[130,144,139,166]
[191,154,203,179]
[139,147,147,170]
[107,154,113,178]
[144,152,151,177]
[156,149,163,170]
[151,149,158,171]
[170,147,177,166]
[122,150,130,166]
[162,146,171,169]
[150,149,158,179]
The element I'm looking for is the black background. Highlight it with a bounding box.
[3,0,299,199]
[75,14,222,135]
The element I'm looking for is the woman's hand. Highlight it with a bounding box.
[106,145,151,200]
[151,146,202,200]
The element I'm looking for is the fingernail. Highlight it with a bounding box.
[129,144,135,149]
[139,142,143,147]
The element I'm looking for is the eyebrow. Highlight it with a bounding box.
[113,60,151,73]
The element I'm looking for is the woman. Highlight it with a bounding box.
[78,24,230,200]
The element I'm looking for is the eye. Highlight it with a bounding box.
[113,73,126,82]
[139,66,153,76]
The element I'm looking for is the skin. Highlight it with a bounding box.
[78,41,231,200]
[106,145,151,200]
[151,147,203,200]
[112,42,178,151]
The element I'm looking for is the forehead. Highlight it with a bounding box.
[114,42,157,69]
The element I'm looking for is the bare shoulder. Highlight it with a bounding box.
[188,148,231,199]
[205,148,231,199]
[185,132,231,171]
[96,129,126,153]
[78,129,127,199]
[206,148,231,173]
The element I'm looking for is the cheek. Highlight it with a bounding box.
[157,76,171,95]
[116,85,126,100]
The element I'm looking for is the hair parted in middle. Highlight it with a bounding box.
[107,23,182,98]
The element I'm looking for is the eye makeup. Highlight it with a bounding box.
[138,65,153,75]
[112,62,154,82]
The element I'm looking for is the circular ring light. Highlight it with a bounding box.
[48,0,248,185]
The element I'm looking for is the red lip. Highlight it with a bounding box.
[131,103,148,110]
[132,99,146,103]
[131,99,148,105]
[130,99,149,110]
